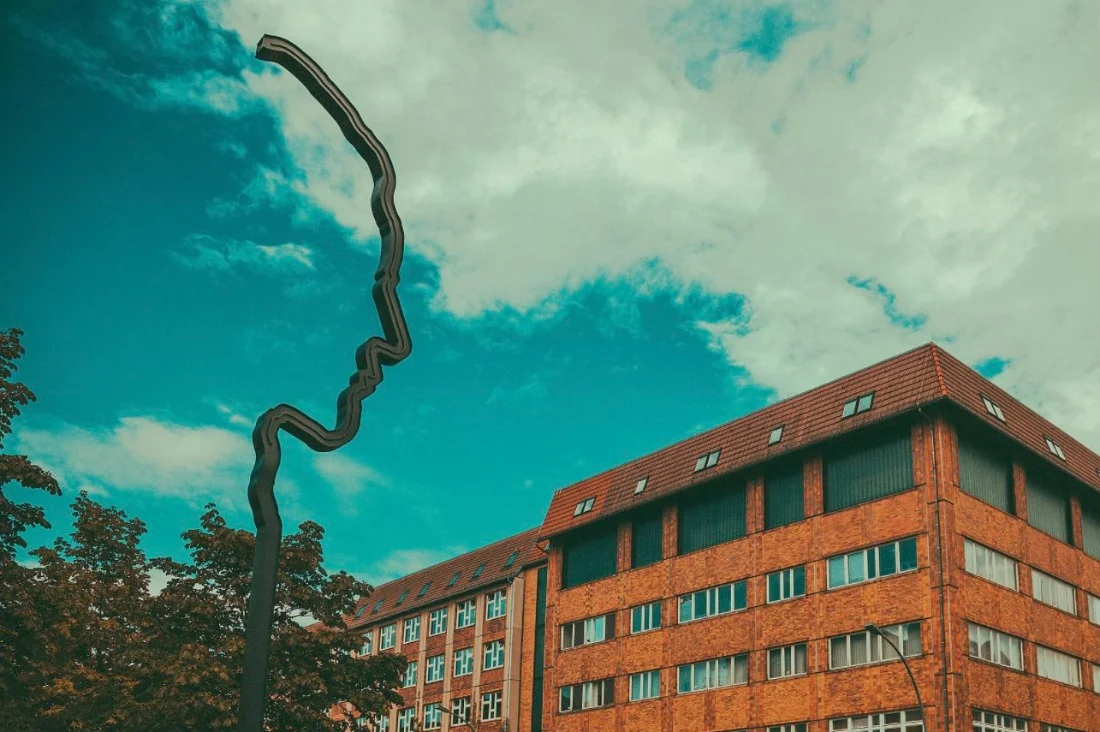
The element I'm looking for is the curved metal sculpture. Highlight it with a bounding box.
[239,34,412,732]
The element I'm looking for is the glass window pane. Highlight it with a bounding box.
[899,538,917,571]
[733,581,747,609]
[831,637,848,668]
[793,566,805,596]
[694,592,707,618]
[718,584,732,613]
[847,552,866,584]
[768,649,782,678]
[850,632,868,665]
[795,644,807,673]
[828,556,846,587]
[679,596,692,623]
[768,573,781,601]
[878,542,897,576]
[678,665,691,693]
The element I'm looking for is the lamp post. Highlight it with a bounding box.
[865,623,924,718]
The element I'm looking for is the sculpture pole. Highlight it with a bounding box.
[239,35,412,731]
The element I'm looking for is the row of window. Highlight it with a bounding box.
[399,640,508,688]
[964,538,1100,622]
[972,708,1084,732]
[359,590,507,654]
[559,623,921,710]
[360,690,503,731]
[967,621,1100,690]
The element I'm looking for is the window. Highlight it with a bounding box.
[769,425,784,445]
[453,647,473,677]
[1031,569,1076,614]
[1089,594,1100,624]
[397,708,415,732]
[448,571,461,587]
[455,599,476,629]
[480,690,502,721]
[841,392,875,418]
[559,678,615,712]
[450,697,471,725]
[981,395,1006,422]
[422,703,441,730]
[503,550,520,568]
[1094,663,1100,692]
[379,624,396,650]
[635,477,648,494]
[1040,725,1083,732]
[1026,466,1072,543]
[768,643,808,679]
[678,476,746,554]
[472,562,486,579]
[957,427,1015,514]
[425,653,444,683]
[767,566,806,603]
[486,589,507,619]
[963,539,1018,590]
[402,661,417,688]
[678,581,747,623]
[824,426,913,512]
[561,613,615,650]
[483,639,504,670]
[1036,645,1081,687]
[1044,436,1066,460]
[967,623,1023,670]
[677,654,748,692]
[372,598,385,614]
[574,497,595,516]
[358,632,373,656]
[428,608,447,636]
[403,616,420,644]
[376,716,390,732]
[764,462,804,530]
[694,449,721,472]
[769,726,808,732]
[829,709,923,731]
[631,601,661,634]
[418,582,431,598]
[827,537,918,589]
[629,670,660,701]
[830,623,922,669]
[561,523,618,589]
[395,591,408,607]
[631,508,663,568]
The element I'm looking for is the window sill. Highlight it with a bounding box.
[965,655,1026,675]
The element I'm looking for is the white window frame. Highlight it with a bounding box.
[422,702,442,730]
[425,653,445,683]
[768,726,808,732]
[450,697,471,725]
[485,589,507,620]
[677,654,748,693]
[1036,644,1081,687]
[428,607,447,636]
[397,708,415,732]
[453,647,473,677]
[1031,569,1076,614]
[580,679,613,709]
[1094,663,1100,692]
[629,670,660,701]
[830,622,922,670]
[455,599,476,629]
[480,690,502,721]
[376,714,390,732]
[678,581,745,623]
[574,497,595,516]
[1044,437,1066,460]
[631,601,661,634]
[972,708,1028,731]
[483,639,504,670]
[967,622,1024,670]
[767,566,806,603]
[827,537,918,589]
[829,709,923,731]
[379,623,396,650]
[694,449,721,472]
[358,631,373,657]
[402,660,417,688]
[964,539,1018,590]
[981,395,1006,422]
[767,643,808,679]
[1088,594,1100,625]
[403,616,420,644]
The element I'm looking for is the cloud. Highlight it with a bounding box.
[352,545,470,586]
[173,234,316,273]
[14,416,254,510]
[311,452,388,514]
[214,402,254,428]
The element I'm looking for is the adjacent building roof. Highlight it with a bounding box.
[538,342,1100,541]
[340,527,544,631]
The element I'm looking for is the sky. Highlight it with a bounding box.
[3,0,1099,591]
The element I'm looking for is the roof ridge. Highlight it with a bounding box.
[929,342,948,396]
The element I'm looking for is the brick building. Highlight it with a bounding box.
[339,343,1100,732]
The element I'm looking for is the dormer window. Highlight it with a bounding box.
[768,426,784,446]
[634,477,648,494]
[841,392,874,418]
[574,497,595,516]
[694,450,720,472]
[981,395,1006,422]
[418,582,431,597]
[1044,436,1066,460]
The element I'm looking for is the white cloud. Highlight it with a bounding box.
[353,545,469,586]
[173,234,316,274]
[14,416,255,510]
[311,452,388,514]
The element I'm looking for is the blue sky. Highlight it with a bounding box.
[3,0,1097,587]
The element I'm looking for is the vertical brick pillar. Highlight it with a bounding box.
[1069,496,1085,550]
[746,476,764,534]
[1012,463,1029,521]
[618,521,631,573]
[805,454,824,517]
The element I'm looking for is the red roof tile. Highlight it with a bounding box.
[538,343,1100,540]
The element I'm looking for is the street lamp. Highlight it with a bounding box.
[865,623,924,717]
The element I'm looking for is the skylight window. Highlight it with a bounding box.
[573,497,595,516]
[634,477,648,494]
[768,426,784,446]
[472,562,486,579]
[418,582,431,597]
[841,392,875,419]
[981,395,1006,422]
[356,604,367,618]
[694,450,720,472]
[1044,437,1066,460]
[503,551,519,569]
[448,571,461,587]
[395,590,408,606]
[372,599,384,613]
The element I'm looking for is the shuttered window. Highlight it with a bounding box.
[957,427,1014,514]
[824,426,914,513]
[561,523,618,589]
[764,461,804,530]
[1082,492,1100,561]
[1026,466,1072,543]
[631,508,663,569]
[677,476,746,555]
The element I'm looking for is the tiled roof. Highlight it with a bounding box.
[342,527,543,630]
[538,343,1100,540]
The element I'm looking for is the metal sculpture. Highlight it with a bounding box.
[239,34,412,731]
